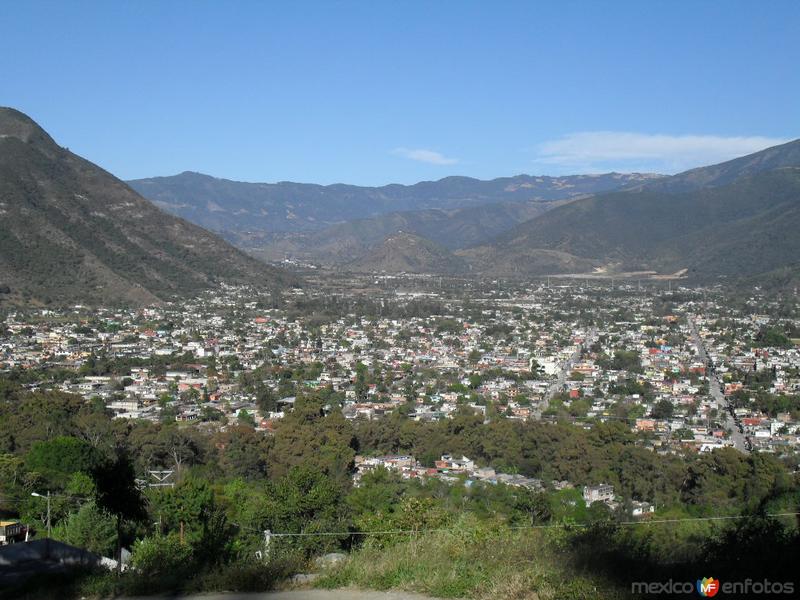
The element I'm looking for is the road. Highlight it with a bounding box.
[688,318,749,452]
[544,327,598,404]
[125,590,441,600]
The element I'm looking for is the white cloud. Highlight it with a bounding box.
[393,147,458,166]
[533,131,790,174]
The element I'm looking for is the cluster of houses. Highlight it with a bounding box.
[352,453,656,518]
[694,312,800,454]
[354,452,549,492]
[1,283,798,458]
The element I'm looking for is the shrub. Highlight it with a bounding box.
[131,533,194,577]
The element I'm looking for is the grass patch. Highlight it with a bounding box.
[316,516,629,600]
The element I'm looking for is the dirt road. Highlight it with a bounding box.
[125,589,443,600]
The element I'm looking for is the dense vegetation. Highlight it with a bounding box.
[1,377,798,598]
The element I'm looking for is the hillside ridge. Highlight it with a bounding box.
[0,108,291,306]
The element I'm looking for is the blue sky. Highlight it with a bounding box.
[2,0,799,185]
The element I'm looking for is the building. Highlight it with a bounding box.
[631,501,656,517]
[583,484,614,505]
[0,520,26,545]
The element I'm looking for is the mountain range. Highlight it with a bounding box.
[131,138,800,285]
[249,201,556,264]
[461,140,800,280]
[0,108,290,306]
[128,171,661,250]
[3,105,799,303]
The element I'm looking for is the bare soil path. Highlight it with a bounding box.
[124,589,443,600]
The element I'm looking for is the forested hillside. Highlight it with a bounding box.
[1,378,797,597]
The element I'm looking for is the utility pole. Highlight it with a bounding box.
[263,529,272,559]
[46,491,51,538]
[31,491,51,537]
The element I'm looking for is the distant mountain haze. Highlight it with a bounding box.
[128,171,661,235]
[0,108,292,306]
[128,171,661,265]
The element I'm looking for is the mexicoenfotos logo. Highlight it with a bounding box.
[632,577,794,596]
[697,577,720,597]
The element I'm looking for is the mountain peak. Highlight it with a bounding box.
[0,108,291,305]
[0,107,58,149]
[642,137,800,193]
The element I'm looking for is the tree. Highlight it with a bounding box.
[347,467,405,517]
[513,489,552,525]
[0,390,84,453]
[255,383,277,413]
[215,426,268,479]
[651,399,674,420]
[268,394,356,485]
[754,326,791,349]
[258,465,346,557]
[586,500,612,523]
[156,426,205,472]
[238,409,256,427]
[148,477,229,564]
[354,362,369,400]
[25,436,102,487]
[92,450,147,571]
[53,500,117,557]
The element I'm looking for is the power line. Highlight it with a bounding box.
[0,491,89,503]
[235,511,800,539]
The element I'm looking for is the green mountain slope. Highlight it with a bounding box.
[466,167,800,278]
[0,108,291,305]
[642,138,800,193]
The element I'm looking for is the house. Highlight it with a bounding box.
[435,454,475,472]
[631,501,655,517]
[583,484,614,505]
[177,377,207,392]
[724,382,743,396]
[0,520,26,545]
[636,419,656,432]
